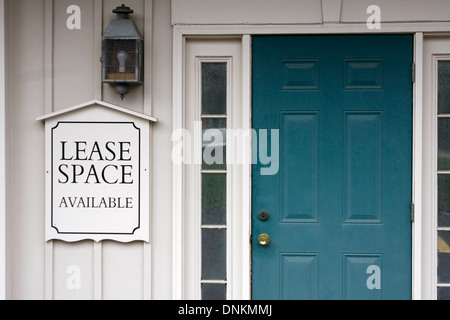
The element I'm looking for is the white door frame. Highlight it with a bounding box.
[172,33,252,300]
[172,23,450,300]
[413,32,424,300]
[420,35,450,300]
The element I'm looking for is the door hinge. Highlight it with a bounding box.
[411,203,415,223]
[412,63,416,83]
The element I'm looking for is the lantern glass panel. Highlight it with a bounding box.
[103,39,142,83]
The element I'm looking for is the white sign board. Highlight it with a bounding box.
[40,101,153,242]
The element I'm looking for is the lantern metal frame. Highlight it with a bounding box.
[102,4,144,100]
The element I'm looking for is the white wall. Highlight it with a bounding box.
[5,0,450,300]
[340,0,450,23]
[6,0,174,300]
[151,0,173,300]
[9,0,46,299]
[172,0,450,25]
[0,0,6,301]
[172,0,323,25]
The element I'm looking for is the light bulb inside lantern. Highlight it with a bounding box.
[117,51,128,73]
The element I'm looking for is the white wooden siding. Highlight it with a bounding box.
[0,0,7,301]
[4,0,450,300]
[172,0,450,26]
[6,0,172,300]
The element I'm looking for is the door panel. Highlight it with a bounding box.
[252,35,413,300]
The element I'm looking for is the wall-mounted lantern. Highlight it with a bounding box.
[102,4,143,100]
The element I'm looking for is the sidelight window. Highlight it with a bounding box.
[200,61,229,300]
[437,60,450,299]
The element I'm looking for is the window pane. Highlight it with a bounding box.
[203,118,227,170]
[439,119,450,171]
[202,173,226,225]
[439,61,450,114]
[439,175,450,227]
[202,63,227,115]
[202,228,226,280]
[202,283,226,300]
[438,287,450,300]
[438,231,450,283]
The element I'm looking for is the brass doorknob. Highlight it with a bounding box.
[258,233,271,246]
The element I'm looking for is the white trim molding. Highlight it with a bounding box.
[413,32,424,300]
[36,99,158,123]
[172,27,185,300]
[240,34,252,301]
[172,22,450,36]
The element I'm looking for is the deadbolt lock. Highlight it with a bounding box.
[258,233,271,246]
[259,210,269,221]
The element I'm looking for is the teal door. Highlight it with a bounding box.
[252,35,413,300]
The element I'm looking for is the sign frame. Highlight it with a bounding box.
[38,100,156,243]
